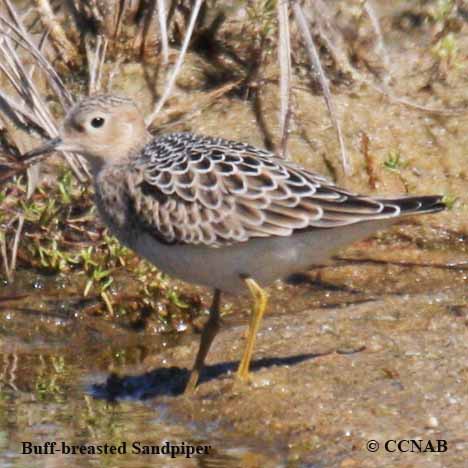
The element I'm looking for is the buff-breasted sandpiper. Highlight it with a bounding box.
[25,94,446,392]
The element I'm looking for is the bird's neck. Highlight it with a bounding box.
[93,163,130,234]
[87,131,152,176]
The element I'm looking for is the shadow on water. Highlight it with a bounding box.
[90,351,333,400]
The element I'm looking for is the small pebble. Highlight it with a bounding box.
[426,416,439,428]
[340,458,357,467]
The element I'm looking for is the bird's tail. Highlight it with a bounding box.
[377,195,446,216]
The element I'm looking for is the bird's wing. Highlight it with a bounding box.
[124,133,406,247]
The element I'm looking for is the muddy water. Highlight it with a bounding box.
[1,237,467,467]
[0,277,280,467]
[1,265,295,467]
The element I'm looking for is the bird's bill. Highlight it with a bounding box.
[22,137,70,162]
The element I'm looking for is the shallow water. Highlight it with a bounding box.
[1,238,467,466]
[0,286,283,467]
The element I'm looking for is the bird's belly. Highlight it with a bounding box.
[130,235,317,294]
[118,219,391,295]
[126,233,251,294]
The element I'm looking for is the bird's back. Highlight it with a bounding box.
[121,132,445,246]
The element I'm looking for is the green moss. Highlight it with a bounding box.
[0,166,202,330]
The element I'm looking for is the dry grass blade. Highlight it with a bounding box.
[0,145,55,183]
[292,2,351,176]
[32,0,78,65]
[364,0,390,85]
[145,0,204,127]
[0,231,11,281]
[277,0,292,159]
[0,34,83,176]
[0,215,24,282]
[1,1,74,110]
[0,91,48,136]
[157,0,169,64]
[156,79,243,132]
[311,0,355,76]
[0,23,73,110]
[0,38,53,131]
[371,83,468,115]
[0,1,88,182]
[10,215,24,276]
[86,35,108,95]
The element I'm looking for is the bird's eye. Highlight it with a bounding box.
[90,117,105,128]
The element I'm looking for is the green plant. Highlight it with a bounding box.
[429,0,455,23]
[383,150,408,172]
[442,193,458,210]
[432,33,459,67]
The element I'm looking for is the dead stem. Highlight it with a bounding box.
[33,0,78,65]
[10,214,24,276]
[360,131,377,190]
[157,0,169,64]
[364,0,391,85]
[86,35,108,95]
[145,0,203,127]
[292,2,351,176]
[277,0,292,159]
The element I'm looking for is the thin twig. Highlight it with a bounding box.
[0,231,11,281]
[0,34,79,162]
[364,0,391,85]
[0,14,73,109]
[157,0,169,64]
[360,131,377,190]
[292,2,351,176]
[309,0,466,115]
[145,0,204,127]
[154,79,243,131]
[371,82,468,115]
[87,35,108,94]
[97,37,108,91]
[311,0,356,80]
[9,215,24,276]
[0,4,89,181]
[277,0,292,159]
[0,90,48,136]
[33,0,78,65]
[106,57,124,91]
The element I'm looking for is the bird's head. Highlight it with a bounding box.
[24,94,149,172]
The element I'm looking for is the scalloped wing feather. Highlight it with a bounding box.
[124,133,401,247]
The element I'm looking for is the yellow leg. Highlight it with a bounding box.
[236,278,268,382]
[185,289,221,393]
